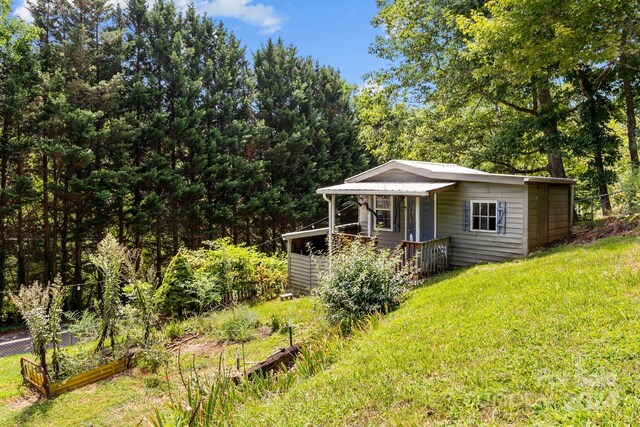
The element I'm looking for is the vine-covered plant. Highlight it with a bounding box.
[49,277,66,378]
[91,235,127,352]
[10,281,66,377]
[10,282,51,372]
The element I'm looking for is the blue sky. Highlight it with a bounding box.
[11,0,387,86]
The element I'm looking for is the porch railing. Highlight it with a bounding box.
[399,237,451,276]
[333,233,376,247]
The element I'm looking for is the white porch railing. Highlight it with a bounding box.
[399,237,451,276]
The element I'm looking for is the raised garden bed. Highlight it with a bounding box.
[20,355,134,398]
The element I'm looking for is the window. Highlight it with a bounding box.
[471,200,497,232]
[374,195,393,231]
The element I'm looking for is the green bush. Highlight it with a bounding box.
[154,251,196,317]
[221,306,259,342]
[269,313,282,333]
[163,320,184,341]
[158,239,287,315]
[136,344,169,374]
[315,237,412,332]
[619,168,640,216]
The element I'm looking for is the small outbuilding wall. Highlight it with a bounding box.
[527,183,572,251]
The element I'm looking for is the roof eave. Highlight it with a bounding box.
[317,189,432,196]
[524,177,576,185]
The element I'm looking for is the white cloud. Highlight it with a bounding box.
[13,0,33,22]
[12,0,286,34]
[198,0,286,33]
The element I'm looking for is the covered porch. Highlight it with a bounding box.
[317,181,456,277]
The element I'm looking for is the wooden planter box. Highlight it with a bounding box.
[21,355,134,398]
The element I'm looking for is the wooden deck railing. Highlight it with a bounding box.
[399,237,451,276]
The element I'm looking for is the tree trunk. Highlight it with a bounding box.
[594,149,612,215]
[621,53,639,168]
[538,85,567,178]
[118,203,124,244]
[155,218,162,283]
[0,123,7,316]
[72,211,84,310]
[61,175,70,286]
[16,157,26,287]
[52,191,58,279]
[575,69,612,215]
[43,153,51,284]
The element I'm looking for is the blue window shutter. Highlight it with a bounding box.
[463,200,470,231]
[497,201,506,234]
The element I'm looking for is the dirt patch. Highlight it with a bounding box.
[8,390,42,411]
[257,326,272,339]
[178,337,226,356]
[570,219,638,245]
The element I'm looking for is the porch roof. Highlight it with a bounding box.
[316,181,456,196]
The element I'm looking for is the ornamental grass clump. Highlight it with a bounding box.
[315,237,413,332]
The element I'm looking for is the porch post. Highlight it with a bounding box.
[416,195,422,274]
[415,196,421,242]
[433,193,438,239]
[324,194,335,257]
[404,196,407,241]
[367,195,373,237]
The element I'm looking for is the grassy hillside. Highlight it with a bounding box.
[229,236,640,425]
[1,235,639,425]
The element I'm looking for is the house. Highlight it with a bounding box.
[282,160,575,294]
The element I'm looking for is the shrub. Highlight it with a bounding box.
[10,281,66,376]
[619,168,640,216]
[221,306,259,342]
[269,313,282,333]
[163,320,184,341]
[136,344,169,374]
[66,310,99,344]
[315,237,412,332]
[91,235,127,352]
[158,239,287,315]
[154,251,196,317]
[123,280,158,342]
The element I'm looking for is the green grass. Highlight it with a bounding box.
[3,236,640,426]
[0,297,327,426]
[225,236,640,425]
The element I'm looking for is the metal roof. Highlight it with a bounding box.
[344,160,576,186]
[282,226,330,240]
[316,181,457,196]
[282,222,360,240]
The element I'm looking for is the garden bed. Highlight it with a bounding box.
[21,355,134,398]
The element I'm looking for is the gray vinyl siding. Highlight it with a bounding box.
[358,195,405,249]
[436,182,525,267]
[288,253,328,294]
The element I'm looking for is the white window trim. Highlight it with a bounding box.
[470,199,498,232]
[374,195,394,232]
